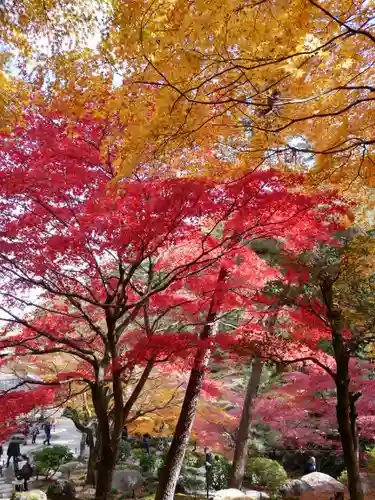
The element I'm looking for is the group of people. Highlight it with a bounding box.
[0,419,54,492]
[0,442,34,491]
[32,421,52,445]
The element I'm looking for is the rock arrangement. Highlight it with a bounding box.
[280,472,346,499]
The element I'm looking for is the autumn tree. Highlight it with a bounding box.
[67,0,367,201]
[0,107,347,498]
[154,198,346,499]
[235,231,375,500]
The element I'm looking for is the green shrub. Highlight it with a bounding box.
[133,448,144,460]
[118,440,132,462]
[139,451,161,474]
[338,469,348,486]
[247,457,288,492]
[34,445,73,480]
[367,447,375,473]
[210,455,231,490]
[183,450,205,468]
[181,472,205,492]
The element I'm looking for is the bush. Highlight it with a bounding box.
[46,480,76,500]
[210,455,231,490]
[34,445,74,480]
[139,451,161,474]
[183,450,205,468]
[247,457,288,492]
[118,440,132,462]
[367,447,375,473]
[338,469,348,486]
[133,448,145,460]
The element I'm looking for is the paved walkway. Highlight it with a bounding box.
[0,416,83,499]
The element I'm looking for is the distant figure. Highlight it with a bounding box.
[43,421,52,446]
[204,447,213,468]
[142,434,150,455]
[121,425,128,441]
[31,425,39,444]
[305,455,317,474]
[7,441,20,468]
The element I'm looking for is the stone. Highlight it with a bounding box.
[360,472,375,494]
[58,462,83,477]
[213,488,245,500]
[242,491,270,500]
[111,469,143,492]
[10,490,47,500]
[280,472,345,499]
[79,487,95,498]
[46,479,76,499]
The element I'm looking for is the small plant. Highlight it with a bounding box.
[183,449,205,468]
[34,445,73,480]
[338,469,348,486]
[118,440,132,462]
[367,447,375,473]
[133,448,144,460]
[247,457,288,492]
[139,451,160,474]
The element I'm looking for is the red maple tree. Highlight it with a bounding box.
[0,110,348,499]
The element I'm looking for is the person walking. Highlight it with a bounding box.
[142,434,150,455]
[204,447,213,499]
[7,441,20,468]
[31,424,39,444]
[121,425,128,441]
[43,421,52,446]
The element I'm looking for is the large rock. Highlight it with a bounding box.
[280,472,345,498]
[111,469,143,492]
[47,479,76,499]
[213,489,245,500]
[11,490,48,500]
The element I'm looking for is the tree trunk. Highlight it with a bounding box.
[86,427,99,486]
[95,454,115,500]
[92,383,118,500]
[123,357,155,423]
[155,361,208,500]
[336,378,363,500]
[228,358,262,489]
[79,432,86,460]
[155,267,228,500]
[323,282,364,500]
[94,424,117,500]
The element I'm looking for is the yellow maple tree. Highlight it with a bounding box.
[86,0,374,196]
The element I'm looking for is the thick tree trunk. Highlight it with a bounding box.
[95,441,116,500]
[323,283,364,500]
[336,378,363,500]
[155,362,207,500]
[86,427,99,486]
[155,267,228,500]
[94,425,118,500]
[92,383,118,500]
[86,446,97,486]
[228,358,262,489]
